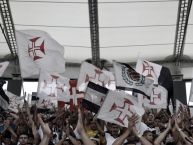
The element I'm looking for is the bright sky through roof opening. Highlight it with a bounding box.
[186,82,193,106]
[21,82,38,96]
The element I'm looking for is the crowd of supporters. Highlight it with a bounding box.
[0,102,193,145]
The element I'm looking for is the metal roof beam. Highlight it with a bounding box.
[88,0,101,68]
[173,0,192,66]
[0,0,17,56]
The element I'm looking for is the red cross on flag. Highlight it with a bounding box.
[138,85,167,109]
[97,90,144,127]
[0,61,9,77]
[58,80,84,110]
[69,80,84,110]
[37,71,70,108]
[135,59,168,109]
[16,30,65,78]
[136,59,162,84]
[77,61,110,92]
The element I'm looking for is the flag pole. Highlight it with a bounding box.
[21,80,25,98]
[137,52,141,63]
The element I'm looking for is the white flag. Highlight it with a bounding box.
[5,91,24,113]
[97,90,144,127]
[77,61,110,92]
[37,71,70,108]
[136,59,162,84]
[0,61,9,77]
[136,59,168,109]
[102,70,116,90]
[82,82,108,113]
[113,61,154,97]
[138,85,167,109]
[16,29,65,78]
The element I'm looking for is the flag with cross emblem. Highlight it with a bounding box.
[16,29,65,78]
[58,80,84,110]
[136,59,162,84]
[113,61,154,97]
[77,61,110,92]
[97,90,144,127]
[68,80,84,111]
[136,59,172,109]
[37,71,70,108]
[138,85,167,108]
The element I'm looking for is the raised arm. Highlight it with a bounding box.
[2,118,17,139]
[31,121,40,145]
[26,102,33,126]
[38,114,52,145]
[65,120,81,145]
[132,126,153,145]
[95,119,106,145]
[112,114,138,145]
[175,118,193,145]
[55,131,67,145]
[154,119,171,145]
[76,109,95,145]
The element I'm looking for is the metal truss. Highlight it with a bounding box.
[0,0,17,56]
[88,0,101,68]
[173,0,192,66]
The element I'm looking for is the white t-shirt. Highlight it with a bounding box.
[105,132,127,145]
[136,122,155,135]
[105,132,117,145]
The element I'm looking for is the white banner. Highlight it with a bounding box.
[77,61,110,92]
[37,71,70,108]
[97,90,144,127]
[16,29,65,77]
[113,61,154,97]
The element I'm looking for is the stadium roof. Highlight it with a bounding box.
[0,0,193,66]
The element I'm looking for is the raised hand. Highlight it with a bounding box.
[174,117,181,131]
[75,108,95,145]
[37,114,51,137]
[65,120,70,137]
[166,118,172,130]
[76,108,85,134]
[128,114,138,128]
